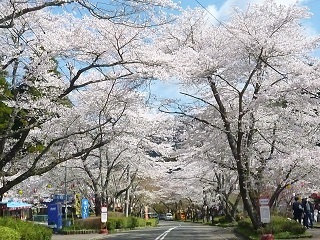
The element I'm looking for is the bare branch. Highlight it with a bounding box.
[0,1,75,29]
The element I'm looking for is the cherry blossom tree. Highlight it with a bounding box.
[63,81,176,215]
[0,0,178,200]
[152,0,320,229]
[0,0,178,29]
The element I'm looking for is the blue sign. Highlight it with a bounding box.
[53,194,73,203]
[81,198,89,219]
[47,203,62,232]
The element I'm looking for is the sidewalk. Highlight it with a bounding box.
[307,226,320,240]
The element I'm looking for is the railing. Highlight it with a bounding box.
[32,215,48,222]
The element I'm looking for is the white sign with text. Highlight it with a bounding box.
[101,207,108,223]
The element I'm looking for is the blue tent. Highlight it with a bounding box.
[4,201,33,210]
[0,201,33,219]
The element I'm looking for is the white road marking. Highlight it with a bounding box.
[155,226,180,240]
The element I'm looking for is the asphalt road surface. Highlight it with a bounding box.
[101,221,243,240]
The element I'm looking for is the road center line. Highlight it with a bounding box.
[155,226,180,240]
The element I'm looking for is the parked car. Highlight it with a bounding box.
[158,214,166,220]
[148,212,159,219]
[165,212,173,221]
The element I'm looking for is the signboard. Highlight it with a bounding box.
[53,194,73,203]
[260,205,271,223]
[81,198,89,219]
[101,207,108,223]
[259,198,269,206]
[47,203,63,231]
[75,194,81,217]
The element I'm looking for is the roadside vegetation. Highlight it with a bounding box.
[181,213,311,240]
[61,213,158,234]
[0,213,158,239]
[236,216,309,239]
[0,217,52,240]
[203,215,310,240]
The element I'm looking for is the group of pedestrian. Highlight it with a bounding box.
[292,196,315,229]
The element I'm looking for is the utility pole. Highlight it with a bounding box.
[64,163,68,223]
[125,165,130,217]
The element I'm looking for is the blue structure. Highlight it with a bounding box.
[81,198,89,219]
[52,194,73,203]
[0,200,32,219]
[47,203,62,232]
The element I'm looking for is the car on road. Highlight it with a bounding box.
[165,212,173,221]
[158,214,166,220]
[148,212,159,219]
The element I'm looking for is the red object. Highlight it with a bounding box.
[100,229,108,234]
[311,193,320,199]
[260,234,274,240]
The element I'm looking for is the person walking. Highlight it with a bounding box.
[292,196,304,224]
[302,198,314,228]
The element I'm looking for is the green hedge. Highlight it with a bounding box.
[115,217,126,229]
[109,216,140,230]
[237,216,306,239]
[145,218,158,227]
[257,216,305,235]
[0,226,21,240]
[137,217,146,227]
[131,216,139,228]
[0,217,52,240]
[74,216,101,230]
[69,215,154,232]
[107,219,116,231]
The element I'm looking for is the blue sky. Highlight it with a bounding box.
[178,0,319,33]
[150,0,320,101]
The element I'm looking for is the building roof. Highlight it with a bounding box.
[0,201,33,210]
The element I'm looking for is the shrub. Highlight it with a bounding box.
[0,226,21,240]
[107,219,116,231]
[145,218,158,227]
[62,224,82,230]
[75,217,101,229]
[235,212,247,221]
[131,217,139,228]
[137,218,146,227]
[217,216,230,224]
[124,216,139,229]
[267,216,305,235]
[66,215,149,232]
[115,218,126,229]
[0,217,18,228]
[126,217,133,229]
[278,219,305,235]
[76,215,147,229]
[237,216,306,238]
[237,218,253,230]
[0,217,52,240]
[108,212,124,218]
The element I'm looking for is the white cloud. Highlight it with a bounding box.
[207,0,307,23]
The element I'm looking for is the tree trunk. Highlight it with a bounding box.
[95,193,101,216]
[238,172,260,229]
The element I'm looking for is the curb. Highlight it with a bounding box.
[59,229,99,235]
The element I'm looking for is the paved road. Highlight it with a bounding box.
[51,221,320,240]
[52,221,243,240]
